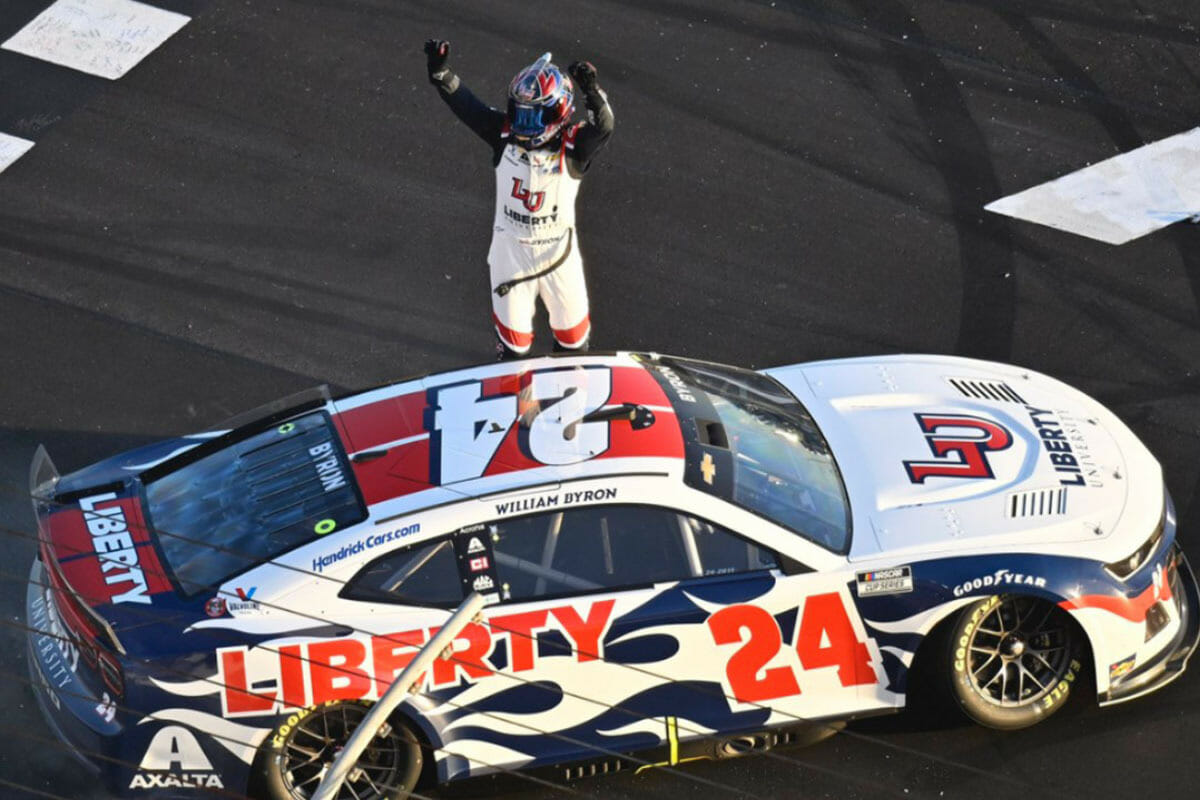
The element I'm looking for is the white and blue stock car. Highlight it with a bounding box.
[26,352,1198,798]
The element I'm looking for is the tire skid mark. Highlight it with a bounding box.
[0,220,481,359]
[0,282,324,388]
[620,0,1198,128]
[840,0,1016,361]
[951,0,1200,49]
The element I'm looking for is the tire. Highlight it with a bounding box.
[947,595,1082,730]
[261,700,423,800]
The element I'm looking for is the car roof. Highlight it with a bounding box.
[330,353,687,514]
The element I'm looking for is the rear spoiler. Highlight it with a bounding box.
[29,444,59,505]
[29,445,128,656]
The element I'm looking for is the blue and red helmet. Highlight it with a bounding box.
[507,52,574,148]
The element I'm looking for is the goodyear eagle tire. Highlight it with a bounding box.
[947,595,1081,730]
[262,700,422,800]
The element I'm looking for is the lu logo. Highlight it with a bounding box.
[903,413,1013,483]
[510,178,546,212]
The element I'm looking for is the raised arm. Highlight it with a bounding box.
[425,40,507,154]
[565,61,614,178]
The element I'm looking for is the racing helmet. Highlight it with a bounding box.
[507,52,574,148]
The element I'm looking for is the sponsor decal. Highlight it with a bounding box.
[952,569,1047,598]
[1109,655,1136,681]
[467,536,486,554]
[856,566,913,596]
[1024,406,1100,487]
[216,599,617,717]
[493,487,618,516]
[210,591,881,720]
[472,574,496,592]
[468,556,490,573]
[903,414,1013,483]
[503,205,559,226]
[129,725,223,790]
[311,523,421,573]
[510,177,546,212]
[29,587,75,709]
[204,597,227,618]
[80,492,151,604]
[307,442,348,493]
[654,364,697,404]
[95,692,116,723]
[228,587,260,613]
[700,453,716,485]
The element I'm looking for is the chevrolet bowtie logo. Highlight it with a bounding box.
[700,453,716,485]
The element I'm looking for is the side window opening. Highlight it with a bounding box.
[492,504,778,603]
[341,505,783,608]
[341,539,462,607]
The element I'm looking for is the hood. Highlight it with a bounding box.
[764,355,1163,561]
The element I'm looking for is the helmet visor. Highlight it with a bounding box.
[508,102,545,138]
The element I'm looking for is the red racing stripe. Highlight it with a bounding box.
[493,314,534,352]
[340,364,683,506]
[1059,565,1173,622]
[552,315,590,347]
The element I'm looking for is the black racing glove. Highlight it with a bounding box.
[424,39,451,83]
[568,60,598,93]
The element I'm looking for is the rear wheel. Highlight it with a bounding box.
[261,701,422,800]
[947,595,1082,730]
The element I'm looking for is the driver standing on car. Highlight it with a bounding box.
[424,40,614,359]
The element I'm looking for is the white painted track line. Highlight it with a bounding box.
[1,0,190,81]
[0,132,35,173]
[986,127,1200,245]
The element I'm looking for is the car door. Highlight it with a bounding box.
[338,502,891,781]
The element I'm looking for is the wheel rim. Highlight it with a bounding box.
[964,596,1074,708]
[280,703,407,800]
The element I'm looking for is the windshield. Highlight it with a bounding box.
[649,357,851,553]
[145,411,365,594]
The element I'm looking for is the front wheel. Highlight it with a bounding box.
[261,701,423,800]
[947,595,1082,730]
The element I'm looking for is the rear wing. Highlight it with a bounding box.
[29,444,59,506]
[28,445,128,656]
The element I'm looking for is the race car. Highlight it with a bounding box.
[25,351,1197,799]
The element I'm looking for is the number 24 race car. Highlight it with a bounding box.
[25,351,1198,798]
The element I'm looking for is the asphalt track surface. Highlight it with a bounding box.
[2,1,1199,798]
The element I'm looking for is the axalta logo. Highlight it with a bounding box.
[80,493,151,604]
[129,725,223,790]
[952,569,1047,597]
[215,600,617,717]
[903,414,1013,484]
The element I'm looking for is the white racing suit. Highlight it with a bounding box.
[431,68,614,355]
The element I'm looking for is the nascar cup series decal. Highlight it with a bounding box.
[856,566,913,596]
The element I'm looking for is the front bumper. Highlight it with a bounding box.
[1100,547,1200,705]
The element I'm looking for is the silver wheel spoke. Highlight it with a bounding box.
[972,653,999,677]
[1029,650,1056,672]
[1020,662,1048,691]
